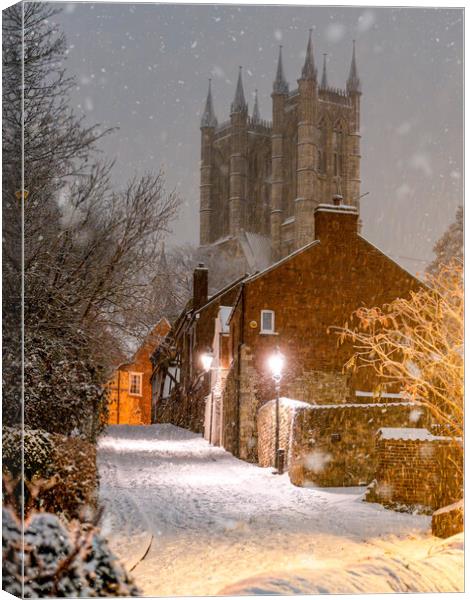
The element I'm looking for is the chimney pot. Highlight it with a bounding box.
[333,194,343,206]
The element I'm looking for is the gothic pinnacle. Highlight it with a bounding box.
[320,53,328,89]
[347,40,361,93]
[300,29,317,81]
[273,45,289,94]
[231,66,248,114]
[200,78,218,128]
[252,89,260,122]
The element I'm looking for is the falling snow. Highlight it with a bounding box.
[54,4,462,277]
[99,425,463,596]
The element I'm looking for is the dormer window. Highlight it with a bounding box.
[260,310,276,334]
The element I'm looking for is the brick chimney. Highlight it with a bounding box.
[314,202,359,242]
[193,263,208,310]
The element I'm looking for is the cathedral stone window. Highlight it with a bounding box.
[333,126,344,177]
[317,122,327,174]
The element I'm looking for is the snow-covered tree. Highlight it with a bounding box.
[338,260,463,475]
[2,4,180,437]
[427,205,463,275]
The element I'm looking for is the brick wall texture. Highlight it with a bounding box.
[288,403,429,487]
[367,436,463,511]
[224,209,422,460]
[257,398,310,468]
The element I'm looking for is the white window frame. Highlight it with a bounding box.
[260,310,276,335]
[129,372,143,396]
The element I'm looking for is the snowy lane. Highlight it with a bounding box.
[98,424,462,596]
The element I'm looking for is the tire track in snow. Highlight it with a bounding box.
[97,424,437,597]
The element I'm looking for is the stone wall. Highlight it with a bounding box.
[367,429,463,511]
[238,345,261,462]
[257,398,310,468]
[289,402,429,487]
[286,370,350,405]
[221,345,261,462]
[221,363,238,456]
[155,386,206,433]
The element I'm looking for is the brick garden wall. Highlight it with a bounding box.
[257,398,311,468]
[289,403,429,487]
[367,434,463,511]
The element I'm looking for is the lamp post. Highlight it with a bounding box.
[267,346,285,474]
[200,348,214,373]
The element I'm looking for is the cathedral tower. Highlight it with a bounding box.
[199,34,362,266]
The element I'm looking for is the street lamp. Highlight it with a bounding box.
[200,348,214,373]
[267,346,285,474]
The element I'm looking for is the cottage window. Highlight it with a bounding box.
[129,372,143,396]
[260,310,275,334]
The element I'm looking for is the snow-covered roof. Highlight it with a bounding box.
[378,427,453,442]
[357,234,424,283]
[239,231,271,272]
[433,499,463,516]
[355,391,404,399]
[316,203,358,214]
[259,397,312,412]
[245,240,320,283]
[296,402,416,411]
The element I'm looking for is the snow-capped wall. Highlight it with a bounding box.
[367,431,462,511]
[288,402,429,488]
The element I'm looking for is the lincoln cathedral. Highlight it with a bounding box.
[199,31,361,269]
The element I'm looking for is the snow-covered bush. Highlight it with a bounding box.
[2,428,98,520]
[41,435,98,519]
[2,426,54,481]
[2,426,56,515]
[24,330,109,443]
[2,508,140,597]
[337,260,463,481]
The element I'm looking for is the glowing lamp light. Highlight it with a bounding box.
[200,349,214,373]
[268,348,285,383]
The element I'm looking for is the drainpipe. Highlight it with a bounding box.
[235,283,245,458]
[117,370,121,424]
[209,391,214,444]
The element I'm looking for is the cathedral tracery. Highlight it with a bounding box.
[199,34,361,261]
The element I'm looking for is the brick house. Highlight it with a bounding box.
[152,200,422,463]
[150,267,244,432]
[107,318,171,425]
[221,202,423,461]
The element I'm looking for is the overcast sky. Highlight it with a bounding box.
[54,2,463,276]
